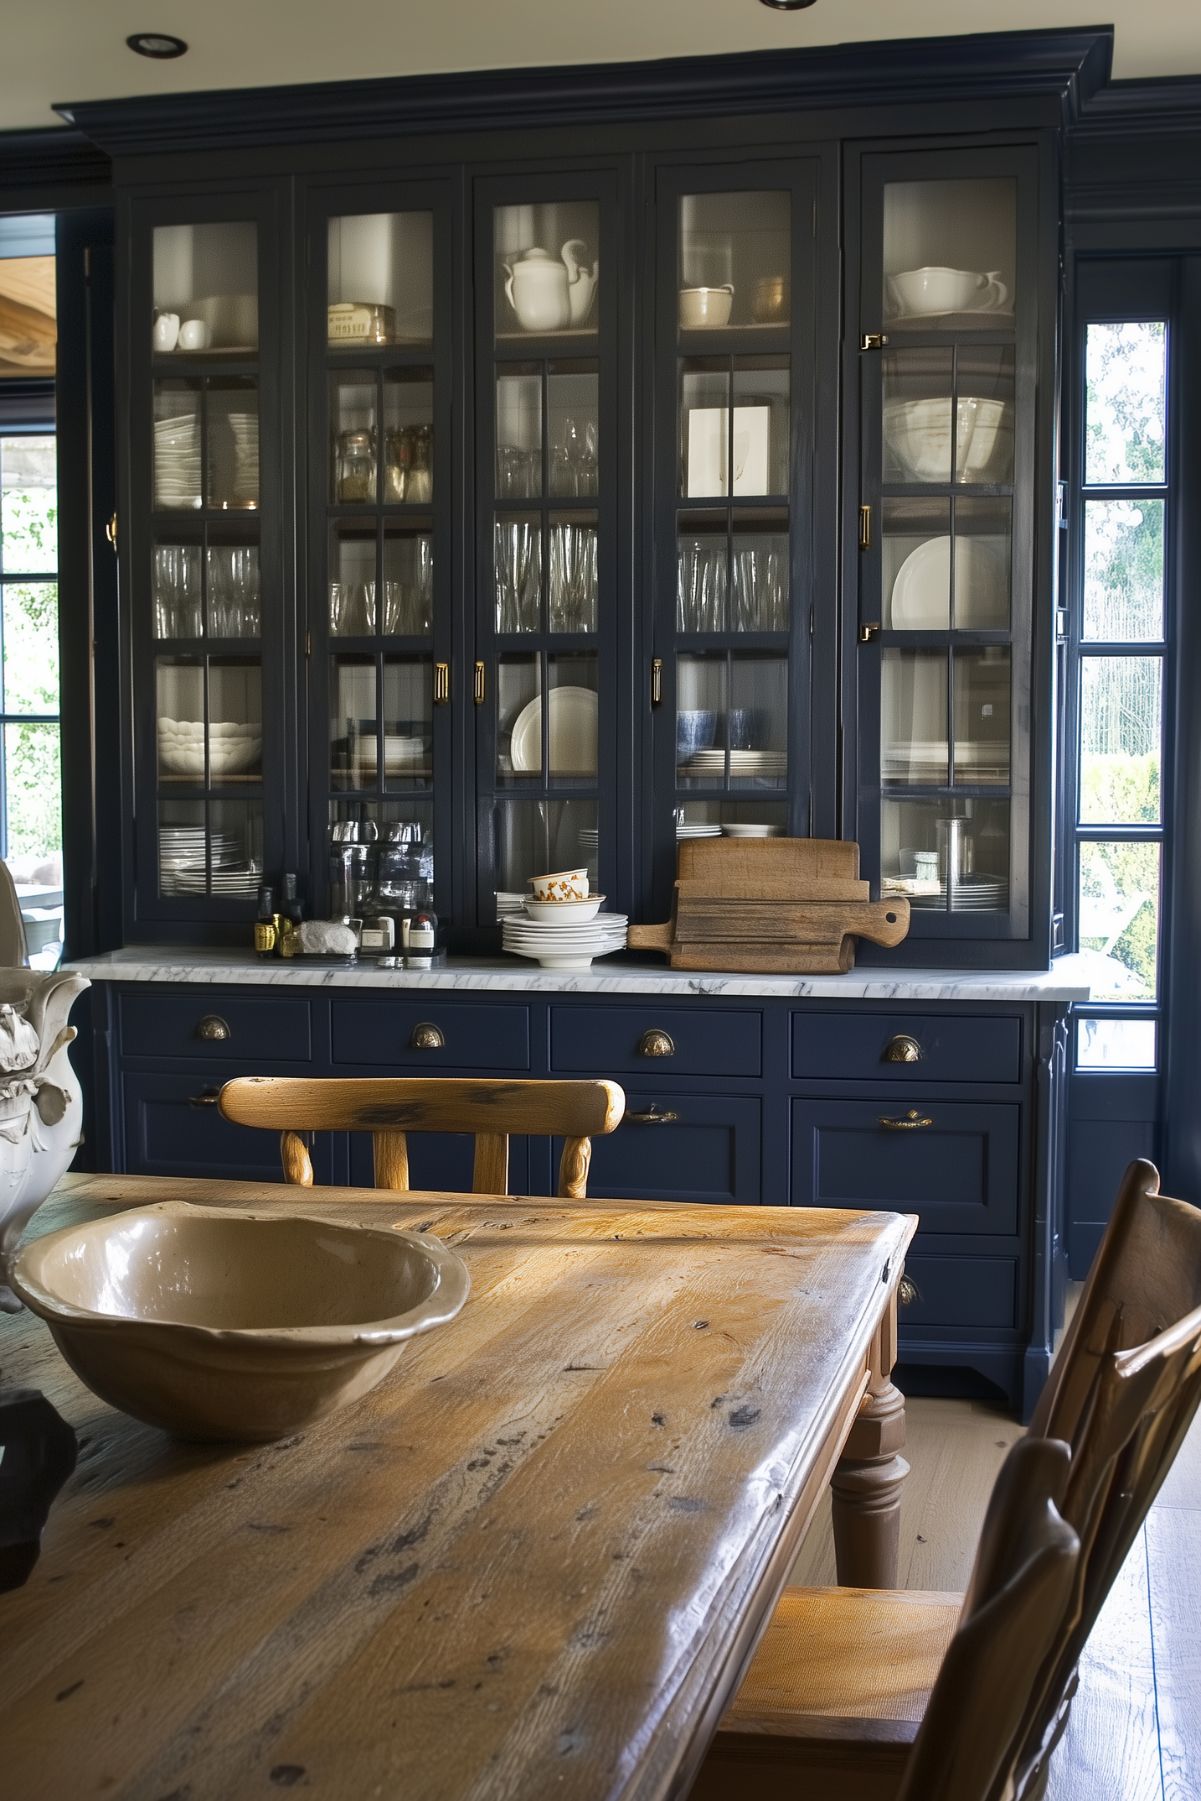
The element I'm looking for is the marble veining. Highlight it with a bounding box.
[65,948,1094,1002]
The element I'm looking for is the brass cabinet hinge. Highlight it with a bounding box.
[860,332,887,351]
[651,657,663,707]
[105,512,118,555]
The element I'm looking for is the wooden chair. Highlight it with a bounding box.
[217,1074,626,1199]
[691,1158,1201,1801]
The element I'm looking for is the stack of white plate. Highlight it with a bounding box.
[154,411,202,509]
[883,741,1009,784]
[686,748,787,779]
[494,891,528,920]
[502,901,628,971]
[357,733,429,777]
[676,820,722,838]
[210,409,259,507]
[159,825,258,895]
[912,876,1010,912]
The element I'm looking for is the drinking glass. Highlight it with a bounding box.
[495,521,541,632]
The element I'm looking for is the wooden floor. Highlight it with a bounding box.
[791,1395,1201,1800]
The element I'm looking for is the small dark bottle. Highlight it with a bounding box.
[254,883,278,959]
[278,872,304,959]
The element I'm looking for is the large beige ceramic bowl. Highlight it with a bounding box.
[8,1202,470,1443]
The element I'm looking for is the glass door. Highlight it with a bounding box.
[129,192,285,927]
[855,148,1040,947]
[651,163,819,898]
[307,185,454,917]
[473,173,622,925]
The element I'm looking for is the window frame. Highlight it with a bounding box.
[0,383,61,864]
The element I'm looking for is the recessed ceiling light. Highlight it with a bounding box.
[758,0,819,8]
[126,32,189,59]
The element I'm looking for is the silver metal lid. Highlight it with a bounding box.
[385,821,423,842]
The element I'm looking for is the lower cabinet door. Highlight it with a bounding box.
[791,1098,1020,1236]
[122,1071,333,1183]
[578,1093,762,1206]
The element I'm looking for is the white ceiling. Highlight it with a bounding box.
[3,3,1197,135]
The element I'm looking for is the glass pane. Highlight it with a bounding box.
[496,366,542,499]
[881,796,1010,910]
[205,540,260,638]
[729,656,787,787]
[497,654,541,784]
[1077,1017,1157,1071]
[382,524,434,638]
[953,648,1010,786]
[954,498,1011,630]
[732,511,789,631]
[158,797,260,896]
[156,659,262,785]
[883,497,1013,632]
[379,660,433,788]
[547,654,598,780]
[330,371,378,504]
[882,650,948,786]
[3,721,60,862]
[883,178,1016,326]
[490,798,598,895]
[680,360,730,499]
[673,800,787,839]
[327,212,433,347]
[495,514,542,634]
[2,582,59,712]
[676,653,724,784]
[548,514,598,633]
[0,435,57,572]
[1083,498,1164,641]
[152,539,203,637]
[1078,841,1160,1000]
[1085,321,1166,485]
[153,380,203,510]
[677,517,728,632]
[732,360,789,495]
[1079,657,1162,825]
[382,369,433,504]
[152,221,258,352]
[330,524,376,635]
[678,190,791,329]
[330,656,376,789]
[495,203,599,338]
[206,380,259,510]
[547,363,599,498]
[883,347,1014,485]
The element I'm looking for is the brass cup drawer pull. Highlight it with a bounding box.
[637,1028,675,1059]
[188,1089,220,1108]
[883,1033,922,1064]
[899,1275,920,1306]
[879,1109,933,1130]
[196,1014,231,1043]
[410,1022,445,1051]
[625,1108,680,1126]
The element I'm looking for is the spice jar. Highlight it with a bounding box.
[406,425,433,504]
[335,428,376,503]
[384,429,410,504]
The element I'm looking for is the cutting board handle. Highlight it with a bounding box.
[627,921,674,953]
[854,898,911,948]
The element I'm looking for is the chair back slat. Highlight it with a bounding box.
[219,1075,625,1198]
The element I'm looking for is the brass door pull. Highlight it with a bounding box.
[474,661,486,705]
[410,1022,445,1050]
[196,1014,231,1042]
[651,658,663,707]
[858,503,872,551]
[879,1109,933,1130]
[899,1275,920,1306]
[625,1107,680,1125]
[433,662,450,704]
[637,1028,675,1058]
[188,1089,220,1107]
[883,1034,922,1063]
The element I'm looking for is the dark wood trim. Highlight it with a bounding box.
[55,28,1112,157]
[0,128,111,210]
[1074,74,1201,139]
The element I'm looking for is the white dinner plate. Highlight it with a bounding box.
[510,687,598,776]
[890,536,1008,631]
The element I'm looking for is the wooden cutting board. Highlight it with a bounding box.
[628,838,910,972]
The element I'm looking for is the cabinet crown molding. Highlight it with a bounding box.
[54,26,1112,158]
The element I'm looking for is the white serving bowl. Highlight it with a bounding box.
[889,266,986,316]
[8,1201,470,1442]
[523,895,605,924]
[678,285,734,329]
[884,397,1013,483]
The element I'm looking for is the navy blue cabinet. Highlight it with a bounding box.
[582,1092,762,1207]
[122,1070,333,1183]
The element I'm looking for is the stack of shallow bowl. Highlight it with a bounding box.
[501,869,627,970]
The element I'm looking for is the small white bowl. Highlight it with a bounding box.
[523,895,604,923]
[530,868,589,902]
[679,285,734,329]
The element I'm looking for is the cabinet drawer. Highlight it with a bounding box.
[792,1012,1021,1085]
[550,1006,761,1078]
[901,1254,1019,1331]
[122,1071,332,1182]
[331,1000,529,1070]
[120,991,313,1063]
[791,1099,1020,1236]
[581,1092,761,1205]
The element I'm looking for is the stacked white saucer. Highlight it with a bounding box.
[502,888,627,971]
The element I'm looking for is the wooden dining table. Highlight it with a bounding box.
[0,1173,915,1801]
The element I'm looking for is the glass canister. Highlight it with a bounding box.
[335,428,377,503]
[328,840,376,918]
[384,429,410,503]
[375,821,431,937]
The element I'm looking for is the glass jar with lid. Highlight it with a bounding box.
[335,428,377,503]
[375,821,432,937]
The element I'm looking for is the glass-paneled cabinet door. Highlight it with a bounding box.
[128,189,285,925]
[306,183,455,916]
[650,163,819,895]
[473,173,623,925]
[855,147,1040,947]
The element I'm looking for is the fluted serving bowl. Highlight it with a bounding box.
[8,1201,470,1442]
[884,396,1013,483]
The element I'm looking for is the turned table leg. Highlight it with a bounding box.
[831,1290,908,1588]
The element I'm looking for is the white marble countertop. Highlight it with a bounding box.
[65,947,1093,1002]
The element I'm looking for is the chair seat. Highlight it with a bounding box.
[690,1586,963,1801]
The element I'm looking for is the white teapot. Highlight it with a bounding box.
[504,241,598,333]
